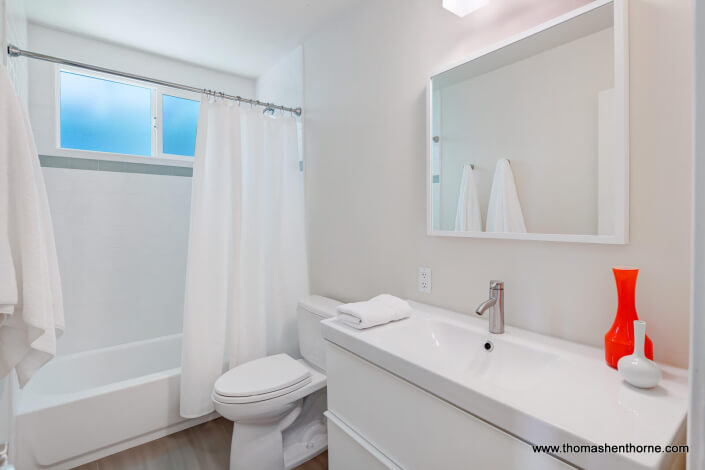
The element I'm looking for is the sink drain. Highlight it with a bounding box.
[483,340,494,352]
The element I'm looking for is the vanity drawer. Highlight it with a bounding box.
[326,411,402,470]
[325,342,573,470]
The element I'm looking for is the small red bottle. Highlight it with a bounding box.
[604,267,653,368]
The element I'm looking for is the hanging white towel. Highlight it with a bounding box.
[336,294,412,329]
[486,159,527,233]
[454,164,482,232]
[0,66,64,388]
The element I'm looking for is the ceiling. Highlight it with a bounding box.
[24,0,363,78]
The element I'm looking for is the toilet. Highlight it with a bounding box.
[212,295,341,470]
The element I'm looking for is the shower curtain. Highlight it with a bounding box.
[180,97,309,418]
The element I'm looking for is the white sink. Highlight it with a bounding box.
[426,319,558,391]
[374,317,558,391]
[321,300,689,470]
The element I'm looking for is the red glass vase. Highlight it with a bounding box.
[604,267,653,368]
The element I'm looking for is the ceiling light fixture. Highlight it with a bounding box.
[442,0,490,17]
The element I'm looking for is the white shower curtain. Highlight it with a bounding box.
[180,97,309,418]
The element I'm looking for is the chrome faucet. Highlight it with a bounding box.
[475,280,504,334]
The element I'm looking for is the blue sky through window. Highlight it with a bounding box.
[60,71,152,156]
[162,94,199,157]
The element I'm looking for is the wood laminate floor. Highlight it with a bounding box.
[72,418,328,470]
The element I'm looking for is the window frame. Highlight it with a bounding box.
[54,64,199,167]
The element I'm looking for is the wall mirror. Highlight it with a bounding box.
[427,0,628,244]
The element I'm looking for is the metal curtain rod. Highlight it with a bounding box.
[6,44,302,116]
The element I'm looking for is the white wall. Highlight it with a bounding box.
[438,27,613,234]
[256,45,303,109]
[26,25,255,355]
[256,45,305,163]
[2,0,27,106]
[303,0,692,368]
[690,0,705,466]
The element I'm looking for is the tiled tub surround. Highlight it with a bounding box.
[39,155,193,177]
[14,334,216,470]
[40,166,192,355]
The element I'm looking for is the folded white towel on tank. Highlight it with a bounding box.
[336,294,412,329]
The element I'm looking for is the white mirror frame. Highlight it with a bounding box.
[426,0,629,244]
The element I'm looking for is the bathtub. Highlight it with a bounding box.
[13,334,217,470]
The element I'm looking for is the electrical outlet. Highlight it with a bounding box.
[418,267,432,294]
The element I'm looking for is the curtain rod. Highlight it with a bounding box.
[6,44,302,116]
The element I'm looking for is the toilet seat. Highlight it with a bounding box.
[213,354,312,404]
[213,376,312,404]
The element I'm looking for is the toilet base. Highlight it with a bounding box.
[283,389,328,469]
[230,402,302,470]
[224,388,329,470]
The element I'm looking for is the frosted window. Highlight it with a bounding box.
[59,71,152,156]
[162,95,199,157]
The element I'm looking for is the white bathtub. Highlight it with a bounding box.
[14,334,216,470]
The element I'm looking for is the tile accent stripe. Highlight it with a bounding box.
[39,155,193,177]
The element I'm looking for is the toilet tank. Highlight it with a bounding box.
[297,295,341,371]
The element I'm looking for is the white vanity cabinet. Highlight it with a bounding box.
[325,342,572,470]
[321,301,688,470]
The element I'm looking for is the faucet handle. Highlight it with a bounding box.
[490,280,504,290]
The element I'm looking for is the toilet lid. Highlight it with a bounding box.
[214,354,312,399]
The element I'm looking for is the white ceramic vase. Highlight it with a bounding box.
[617,320,661,389]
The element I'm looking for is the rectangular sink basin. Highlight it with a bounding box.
[360,316,558,391]
[424,319,558,391]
